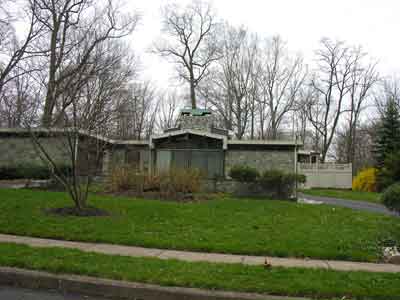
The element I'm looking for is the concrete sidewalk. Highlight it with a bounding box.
[0,233,399,273]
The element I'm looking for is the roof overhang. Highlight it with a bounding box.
[228,140,303,147]
[298,149,320,155]
[150,129,228,150]
[0,128,149,146]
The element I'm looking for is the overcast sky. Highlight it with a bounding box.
[126,0,400,89]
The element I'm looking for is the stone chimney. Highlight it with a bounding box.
[177,109,215,132]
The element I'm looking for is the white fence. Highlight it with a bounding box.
[298,163,352,189]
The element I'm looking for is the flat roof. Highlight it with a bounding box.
[0,128,148,146]
[0,128,303,147]
[228,140,302,146]
[298,149,320,155]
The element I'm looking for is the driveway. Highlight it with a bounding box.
[0,286,109,300]
[299,193,399,217]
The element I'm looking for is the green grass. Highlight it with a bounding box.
[301,189,381,204]
[0,188,399,262]
[0,243,399,300]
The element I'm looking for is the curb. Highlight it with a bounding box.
[0,266,309,300]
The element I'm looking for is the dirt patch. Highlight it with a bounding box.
[45,206,110,217]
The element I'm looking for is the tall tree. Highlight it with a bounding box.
[0,0,41,97]
[155,0,221,109]
[29,0,138,126]
[257,36,306,139]
[199,25,258,139]
[306,38,355,162]
[113,81,158,140]
[373,98,400,168]
[344,47,378,171]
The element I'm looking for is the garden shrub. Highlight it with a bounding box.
[106,165,145,192]
[159,168,203,195]
[259,169,305,199]
[381,182,400,213]
[107,166,202,198]
[352,168,378,192]
[377,151,400,191]
[229,165,259,182]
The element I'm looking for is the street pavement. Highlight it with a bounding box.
[299,193,399,217]
[0,285,109,300]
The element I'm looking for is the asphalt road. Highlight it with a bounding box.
[0,286,110,300]
[299,193,399,217]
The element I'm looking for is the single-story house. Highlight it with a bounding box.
[0,109,309,182]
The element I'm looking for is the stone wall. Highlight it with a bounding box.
[178,115,215,131]
[0,136,71,167]
[225,150,295,177]
[200,179,295,199]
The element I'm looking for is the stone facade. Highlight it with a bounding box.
[225,150,295,177]
[0,136,71,167]
[0,128,298,189]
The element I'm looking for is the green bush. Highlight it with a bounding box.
[377,151,400,191]
[381,182,400,213]
[259,169,306,199]
[0,164,71,180]
[229,165,259,182]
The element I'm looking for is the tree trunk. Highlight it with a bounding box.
[190,79,196,109]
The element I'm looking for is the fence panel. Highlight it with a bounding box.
[298,163,352,189]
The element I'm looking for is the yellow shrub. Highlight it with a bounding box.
[352,168,378,192]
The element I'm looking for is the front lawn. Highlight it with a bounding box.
[0,243,399,300]
[0,189,399,262]
[301,188,381,204]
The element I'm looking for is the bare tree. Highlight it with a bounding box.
[28,0,139,126]
[66,40,137,135]
[28,55,110,213]
[199,25,258,139]
[156,90,181,132]
[375,76,400,114]
[334,123,377,174]
[155,0,221,109]
[257,36,306,139]
[113,81,158,140]
[344,47,379,170]
[0,0,42,97]
[0,66,41,127]
[306,38,356,162]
